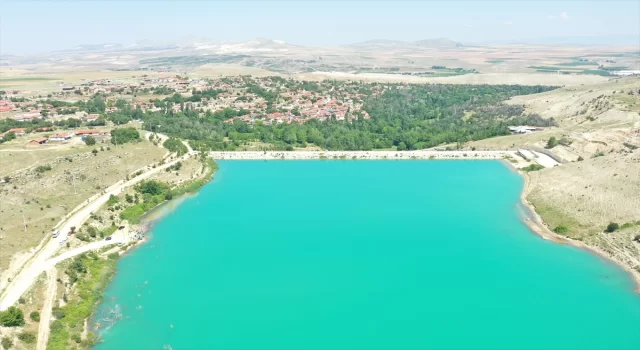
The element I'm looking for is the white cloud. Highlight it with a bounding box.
[504,20,513,25]
[560,12,569,20]
[464,24,473,28]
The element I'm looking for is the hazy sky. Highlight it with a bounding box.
[1,0,639,54]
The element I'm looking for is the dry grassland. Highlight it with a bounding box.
[0,137,165,270]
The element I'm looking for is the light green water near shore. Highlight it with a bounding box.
[94,160,640,350]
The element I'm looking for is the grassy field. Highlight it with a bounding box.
[0,77,58,82]
[0,136,166,269]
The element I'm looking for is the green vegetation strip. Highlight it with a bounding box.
[47,253,117,350]
[120,158,218,224]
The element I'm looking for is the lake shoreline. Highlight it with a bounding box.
[210,150,518,160]
[209,154,640,293]
[515,168,640,294]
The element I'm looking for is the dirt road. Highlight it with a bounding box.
[0,152,191,311]
[36,268,57,350]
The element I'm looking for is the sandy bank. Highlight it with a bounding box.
[518,172,640,294]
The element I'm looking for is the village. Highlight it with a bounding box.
[0,75,380,132]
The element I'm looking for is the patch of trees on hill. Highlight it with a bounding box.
[135,83,556,151]
[110,127,140,145]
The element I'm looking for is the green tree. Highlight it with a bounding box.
[546,136,559,149]
[111,127,140,145]
[553,225,569,234]
[136,180,169,196]
[605,222,620,233]
[84,135,96,146]
[29,311,40,322]
[0,306,25,327]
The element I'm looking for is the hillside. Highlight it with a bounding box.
[414,37,463,48]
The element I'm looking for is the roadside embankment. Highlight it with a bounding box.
[210,150,517,160]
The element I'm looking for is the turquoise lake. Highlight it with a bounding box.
[94,160,640,350]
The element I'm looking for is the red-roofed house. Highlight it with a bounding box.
[29,137,48,145]
[5,128,26,136]
[75,129,100,136]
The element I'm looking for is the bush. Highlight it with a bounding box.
[633,235,640,243]
[577,156,584,161]
[107,194,119,206]
[50,319,64,331]
[620,222,635,230]
[521,164,545,172]
[52,307,65,319]
[84,135,96,146]
[1,337,13,349]
[163,138,188,156]
[34,164,52,173]
[29,311,40,321]
[605,222,620,233]
[558,137,572,146]
[17,331,36,344]
[553,225,569,234]
[546,136,558,149]
[0,306,25,327]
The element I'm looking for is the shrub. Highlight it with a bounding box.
[52,307,65,319]
[620,222,635,230]
[84,135,96,146]
[163,138,188,156]
[1,337,13,349]
[521,164,544,172]
[0,306,25,327]
[17,331,36,344]
[107,194,119,206]
[558,137,572,146]
[29,311,40,322]
[553,225,569,234]
[605,222,620,233]
[577,156,584,161]
[633,235,640,243]
[546,136,558,149]
[34,164,52,173]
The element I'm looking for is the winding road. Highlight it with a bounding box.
[0,150,193,311]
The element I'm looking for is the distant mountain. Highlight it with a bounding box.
[413,38,462,48]
[350,39,409,46]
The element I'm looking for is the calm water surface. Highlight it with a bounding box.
[95,161,640,350]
